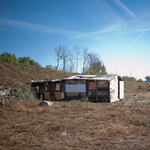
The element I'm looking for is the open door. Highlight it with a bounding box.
[119,81,124,99]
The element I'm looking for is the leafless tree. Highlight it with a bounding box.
[82,47,89,74]
[68,51,74,73]
[61,45,69,74]
[73,44,81,74]
[54,45,62,71]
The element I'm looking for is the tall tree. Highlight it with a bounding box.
[68,51,74,73]
[138,78,143,82]
[88,52,101,75]
[45,65,53,69]
[145,76,150,82]
[18,56,41,67]
[54,45,63,71]
[18,57,30,65]
[82,47,89,74]
[0,52,19,64]
[61,45,69,74]
[73,44,81,73]
[100,65,107,75]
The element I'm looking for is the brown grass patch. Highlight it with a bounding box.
[1,100,150,149]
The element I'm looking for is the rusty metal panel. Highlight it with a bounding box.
[55,91,61,100]
[97,80,108,87]
[89,81,96,90]
[44,91,50,100]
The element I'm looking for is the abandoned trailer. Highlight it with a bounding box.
[28,74,124,103]
[27,79,62,100]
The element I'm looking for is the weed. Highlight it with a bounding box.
[1,100,150,149]
[10,87,34,101]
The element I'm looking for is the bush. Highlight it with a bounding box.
[122,76,137,82]
[10,87,34,100]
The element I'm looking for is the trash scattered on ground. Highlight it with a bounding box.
[128,107,137,112]
[39,100,53,106]
[0,86,11,97]
[0,91,6,96]
[61,131,67,136]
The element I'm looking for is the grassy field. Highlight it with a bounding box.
[1,62,150,149]
[1,99,150,150]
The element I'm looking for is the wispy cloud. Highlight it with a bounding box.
[0,18,82,36]
[111,0,136,18]
[123,27,150,51]
[70,24,122,39]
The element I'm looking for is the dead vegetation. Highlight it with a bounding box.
[1,62,150,149]
[0,62,72,88]
[124,81,150,100]
[1,100,150,150]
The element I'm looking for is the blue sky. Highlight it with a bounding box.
[0,0,150,80]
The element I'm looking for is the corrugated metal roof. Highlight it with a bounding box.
[61,74,117,81]
[61,75,95,80]
[94,74,117,81]
[27,74,118,84]
[27,79,60,84]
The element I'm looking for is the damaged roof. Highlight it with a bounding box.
[61,75,95,80]
[94,74,117,81]
[61,74,118,81]
[27,74,122,84]
[27,79,61,84]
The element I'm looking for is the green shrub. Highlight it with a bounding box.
[10,87,34,100]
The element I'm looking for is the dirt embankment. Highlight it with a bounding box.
[0,62,72,89]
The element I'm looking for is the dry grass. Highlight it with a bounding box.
[0,62,72,88]
[124,81,150,100]
[1,100,150,150]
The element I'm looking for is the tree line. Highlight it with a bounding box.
[122,76,150,83]
[46,44,107,75]
[0,52,41,67]
[1,51,150,81]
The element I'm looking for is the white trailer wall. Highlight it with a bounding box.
[65,84,86,93]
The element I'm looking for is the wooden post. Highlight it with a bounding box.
[108,81,110,102]
[53,82,55,92]
[86,80,88,98]
[96,80,98,102]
